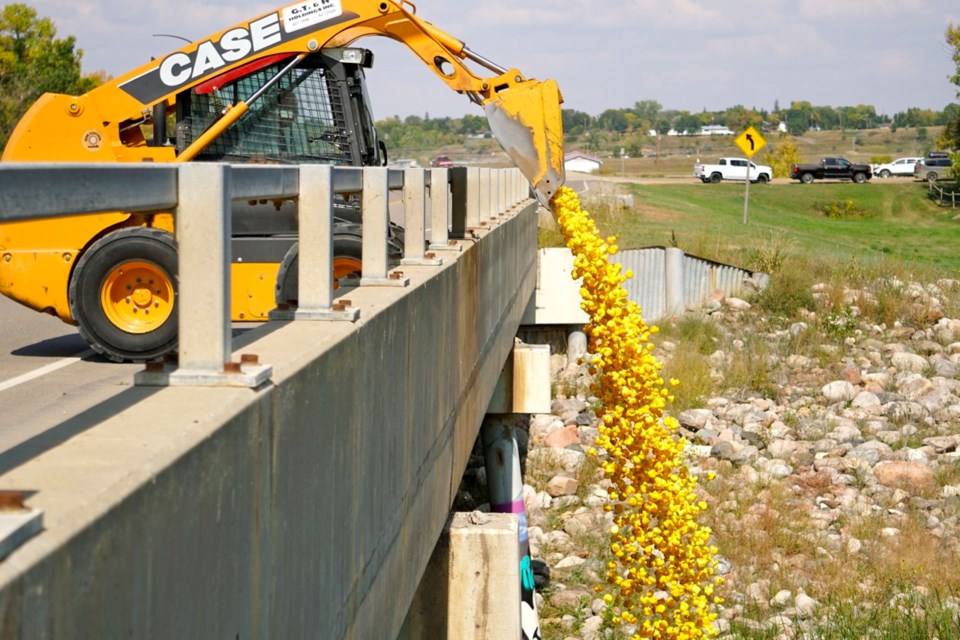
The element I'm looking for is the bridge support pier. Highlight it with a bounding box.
[398,512,521,639]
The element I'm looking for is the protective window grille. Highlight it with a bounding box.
[180,60,352,165]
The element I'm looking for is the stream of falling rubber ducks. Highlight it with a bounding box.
[550,186,723,639]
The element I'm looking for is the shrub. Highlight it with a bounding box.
[817,199,874,219]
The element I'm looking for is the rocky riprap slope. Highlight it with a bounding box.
[462,278,960,639]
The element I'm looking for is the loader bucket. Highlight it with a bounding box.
[483,78,565,206]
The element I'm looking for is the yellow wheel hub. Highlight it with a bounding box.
[332,257,361,289]
[100,260,174,333]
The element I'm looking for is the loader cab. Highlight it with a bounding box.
[174,48,384,167]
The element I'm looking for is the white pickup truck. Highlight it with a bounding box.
[693,157,773,183]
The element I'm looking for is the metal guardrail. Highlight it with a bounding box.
[0,163,530,386]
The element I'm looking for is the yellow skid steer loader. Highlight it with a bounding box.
[1,0,563,361]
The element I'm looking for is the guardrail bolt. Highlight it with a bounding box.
[332,302,345,311]
[145,360,165,373]
[240,353,259,365]
[0,491,26,512]
[425,252,436,260]
[389,270,404,280]
[224,362,242,374]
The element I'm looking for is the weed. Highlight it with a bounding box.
[820,309,859,341]
[724,334,779,400]
[754,260,817,318]
[660,345,716,412]
[743,230,794,274]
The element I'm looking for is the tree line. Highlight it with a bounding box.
[563,100,958,139]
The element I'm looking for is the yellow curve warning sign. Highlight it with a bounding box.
[735,126,766,158]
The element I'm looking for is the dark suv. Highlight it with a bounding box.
[914,152,954,183]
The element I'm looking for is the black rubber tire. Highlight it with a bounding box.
[853,172,867,184]
[709,173,721,184]
[879,169,891,178]
[275,229,364,306]
[800,173,814,184]
[68,227,178,363]
[927,172,939,183]
[756,173,769,184]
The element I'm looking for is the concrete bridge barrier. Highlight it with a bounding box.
[0,163,538,639]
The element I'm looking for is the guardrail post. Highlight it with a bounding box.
[449,167,467,240]
[401,168,441,267]
[360,167,408,287]
[272,164,359,321]
[497,169,506,215]
[428,168,454,251]
[479,168,491,225]
[466,167,482,231]
[136,164,271,387]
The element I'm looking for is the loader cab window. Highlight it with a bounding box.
[176,54,356,165]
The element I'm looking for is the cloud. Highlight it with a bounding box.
[21,0,960,118]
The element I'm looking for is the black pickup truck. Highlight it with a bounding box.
[790,157,872,184]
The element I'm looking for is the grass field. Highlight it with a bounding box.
[551,181,960,276]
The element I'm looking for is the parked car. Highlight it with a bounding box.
[872,157,922,178]
[914,152,954,183]
[693,157,773,183]
[389,158,420,168]
[431,155,454,168]
[790,157,872,184]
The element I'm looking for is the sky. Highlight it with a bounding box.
[23,0,960,120]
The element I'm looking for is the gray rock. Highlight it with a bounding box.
[822,380,858,403]
[897,373,936,400]
[847,441,894,465]
[923,435,960,453]
[729,445,760,465]
[677,408,714,430]
[554,555,586,569]
[851,391,881,408]
[891,351,930,374]
[711,440,739,461]
[546,474,579,497]
[829,422,863,444]
[795,593,817,618]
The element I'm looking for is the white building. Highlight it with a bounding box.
[563,151,603,174]
[700,125,734,136]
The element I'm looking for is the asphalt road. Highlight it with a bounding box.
[0,294,142,470]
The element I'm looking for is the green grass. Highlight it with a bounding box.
[587,181,960,273]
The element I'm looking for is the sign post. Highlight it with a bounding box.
[734,126,767,224]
